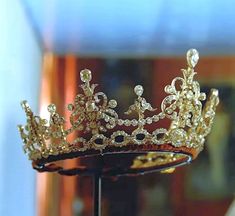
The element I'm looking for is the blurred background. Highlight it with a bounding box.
[1,0,235,215]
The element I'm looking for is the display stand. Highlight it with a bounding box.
[93,174,102,216]
[33,150,192,216]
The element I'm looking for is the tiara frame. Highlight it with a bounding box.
[18,49,219,176]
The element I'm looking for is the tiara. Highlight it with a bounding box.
[18,49,219,176]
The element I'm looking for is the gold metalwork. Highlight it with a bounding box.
[131,152,188,172]
[18,49,219,162]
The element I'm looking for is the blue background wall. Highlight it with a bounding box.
[0,0,42,215]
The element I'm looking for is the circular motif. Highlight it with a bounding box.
[90,134,107,150]
[152,128,167,144]
[111,131,129,146]
[169,128,187,147]
[132,129,149,145]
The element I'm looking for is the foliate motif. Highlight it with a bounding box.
[18,49,219,161]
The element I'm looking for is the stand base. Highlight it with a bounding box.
[32,147,194,216]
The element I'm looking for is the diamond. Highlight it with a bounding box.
[139,119,146,125]
[146,117,152,124]
[199,93,206,101]
[104,116,110,122]
[164,85,174,94]
[186,141,193,148]
[124,120,131,126]
[170,129,187,147]
[48,104,56,113]
[152,115,159,122]
[134,85,144,96]
[159,113,165,119]
[80,69,92,82]
[186,91,194,100]
[86,101,96,111]
[118,119,124,125]
[67,104,74,111]
[108,99,117,108]
[109,118,116,125]
[131,119,138,126]
[20,100,29,110]
[186,49,199,68]
[166,109,173,114]
[141,99,149,109]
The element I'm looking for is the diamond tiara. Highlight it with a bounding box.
[18,49,219,175]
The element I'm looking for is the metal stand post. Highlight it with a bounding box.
[93,174,102,216]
